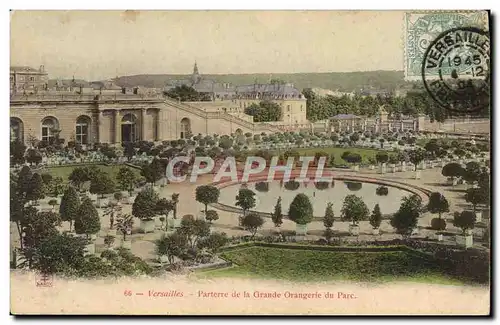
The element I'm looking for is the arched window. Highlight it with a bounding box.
[10,118,24,142]
[41,117,59,144]
[122,114,138,143]
[180,118,191,139]
[76,116,91,144]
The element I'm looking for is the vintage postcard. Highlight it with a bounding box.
[9,10,491,315]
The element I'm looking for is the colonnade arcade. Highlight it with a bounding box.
[10,106,195,145]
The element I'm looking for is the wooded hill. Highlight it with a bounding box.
[111,70,408,92]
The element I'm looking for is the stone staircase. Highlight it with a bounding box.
[163,98,282,134]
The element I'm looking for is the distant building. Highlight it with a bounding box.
[165,62,307,125]
[10,65,49,93]
[329,106,426,133]
[310,88,355,98]
[48,78,94,93]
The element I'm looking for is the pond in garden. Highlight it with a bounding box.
[218,180,414,217]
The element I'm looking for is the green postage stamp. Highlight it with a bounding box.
[404,11,489,81]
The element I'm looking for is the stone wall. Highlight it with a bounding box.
[423,118,490,134]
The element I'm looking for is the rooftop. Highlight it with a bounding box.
[11,66,47,74]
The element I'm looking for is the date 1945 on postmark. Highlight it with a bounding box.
[422,27,490,113]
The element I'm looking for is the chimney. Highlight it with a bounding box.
[133,87,138,95]
[39,65,45,73]
[121,87,126,94]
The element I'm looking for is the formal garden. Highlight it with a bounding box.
[9,129,491,284]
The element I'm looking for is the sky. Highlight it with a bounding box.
[10,10,405,81]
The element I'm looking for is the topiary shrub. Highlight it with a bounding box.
[284,180,300,191]
[376,185,389,196]
[314,181,329,190]
[345,181,362,192]
[255,181,269,192]
[431,218,447,231]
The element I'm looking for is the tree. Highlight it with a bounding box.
[17,165,33,199]
[48,199,58,211]
[349,133,360,143]
[241,213,265,240]
[171,193,180,219]
[141,158,165,185]
[376,185,389,196]
[478,172,490,193]
[116,214,134,241]
[255,182,269,192]
[198,232,228,256]
[324,228,334,243]
[379,138,386,149]
[10,177,26,248]
[195,185,220,215]
[408,149,426,170]
[345,181,362,192]
[442,162,464,181]
[104,235,115,249]
[89,171,115,198]
[259,100,282,121]
[369,204,383,229]
[132,188,159,221]
[114,192,124,202]
[341,151,352,164]
[427,192,449,219]
[155,232,188,264]
[424,139,440,156]
[116,167,138,194]
[68,167,90,191]
[205,210,219,224]
[155,198,174,230]
[101,146,117,160]
[74,197,101,239]
[465,188,487,213]
[26,173,45,204]
[48,176,65,197]
[235,188,256,217]
[453,211,476,234]
[323,202,335,229]
[244,101,281,122]
[218,137,233,150]
[178,217,211,250]
[288,193,314,225]
[22,208,61,250]
[59,186,80,232]
[375,152,389,167]
[164,85,207,102]
[284,180,300,191]
[25,148,42,165]
[30,233,87,274]
[463,162,482,185]
[401,194,423,212]
[123,142,136,161]
[10,140,26,165]
[104,200,122,230]
[390,195,420,239]
[340,195,369,226]
[271,196,284,229]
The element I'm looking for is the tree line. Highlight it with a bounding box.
[303,88,489,123]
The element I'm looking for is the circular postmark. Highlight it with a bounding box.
[422,27,490,113]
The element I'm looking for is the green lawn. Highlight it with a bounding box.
[44,164,141,183]
[198,247,463,285]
